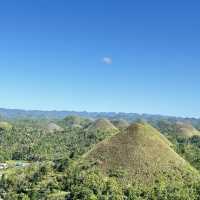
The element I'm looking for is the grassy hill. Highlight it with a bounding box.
[0,121,12,130]
[156,120,200,138]
[87,118,119,132]
[60,115,92,128]
[83,122,199,184]
[46,122,64,133]
[174,121,200,137]
[111,119,129,130]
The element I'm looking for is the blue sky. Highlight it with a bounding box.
[0,0,200,117]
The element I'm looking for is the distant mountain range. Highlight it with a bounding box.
[0,107,200,125]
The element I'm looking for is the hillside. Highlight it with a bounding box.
[87,118,119,132]
[83,122,198,184]
[46,122,64,133]
[61,115,92,128]
[111,119,129,129]
[0,121,12,130]
[156,120,200,138]
[174,122,200,137]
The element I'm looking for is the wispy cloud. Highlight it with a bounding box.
[102,57,112,64]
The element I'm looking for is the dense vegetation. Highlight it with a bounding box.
[0,121,113,162]
[1,117,200,199]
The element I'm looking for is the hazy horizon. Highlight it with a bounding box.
[1,106,199,119]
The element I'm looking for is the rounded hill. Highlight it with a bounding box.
[156,120,200,138]
[0,121,12,130]
[46,122,64,133]
[61,115,91,128]
[87,118,118,132]
[83,122,198,184]
[174,122,200,138]
[111,119,129,130]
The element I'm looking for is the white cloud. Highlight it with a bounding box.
[102,57,112,64]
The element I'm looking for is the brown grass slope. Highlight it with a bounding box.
[174,121,200,138]
[62,115,92,128]
[46,123,64,133]
[0,121,12,130]
[83,122,199,184]
[87,118,119,132]
[111,119,129,130]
